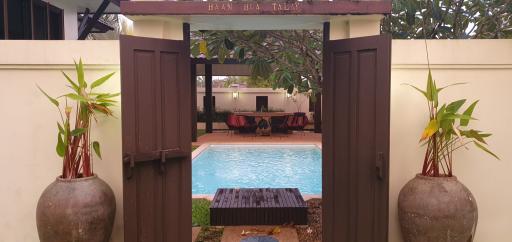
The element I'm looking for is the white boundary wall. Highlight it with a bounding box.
[196,88,310,113]
[0,41,123,242]
[0,40,511,242]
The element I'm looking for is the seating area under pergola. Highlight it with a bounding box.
[191,57,322,141]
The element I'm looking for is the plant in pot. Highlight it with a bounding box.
[398,70,499,242]
[36,59,118,242]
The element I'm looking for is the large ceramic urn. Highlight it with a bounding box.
[398,174,478,242]
[36,174,116,242]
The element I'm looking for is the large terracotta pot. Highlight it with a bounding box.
[398,174,478,242]
[36,174,116,242]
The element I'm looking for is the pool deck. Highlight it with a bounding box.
[193,131,322,147]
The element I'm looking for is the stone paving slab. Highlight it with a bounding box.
[193,132,322,147]
[192,227,201,242]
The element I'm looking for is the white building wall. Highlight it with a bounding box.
[0,41,122,242]
[0,40,511,242]
[197,88,310,113]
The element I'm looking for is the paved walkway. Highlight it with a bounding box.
[192,226,299,242]
[193,131,322,147]
[221,226,298,242]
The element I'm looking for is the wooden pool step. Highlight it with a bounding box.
[210,188,308,226]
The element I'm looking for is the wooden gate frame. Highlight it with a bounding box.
[120,2,392,242]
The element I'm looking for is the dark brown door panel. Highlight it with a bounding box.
[323,34,391,242]
[121,34,192,242]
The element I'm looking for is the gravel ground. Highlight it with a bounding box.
[195,198,323,242]
[296,199,322,242]
[195,227,224,242]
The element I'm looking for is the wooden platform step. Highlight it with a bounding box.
[210,188,308,226]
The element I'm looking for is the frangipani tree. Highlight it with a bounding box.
[191,30,322,98]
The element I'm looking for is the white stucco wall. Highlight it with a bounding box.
[0,40,511,242]
[389,40,512,242]
[0,41,122,242]
[197,88,310,113]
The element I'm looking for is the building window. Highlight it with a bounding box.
[1,0,63,40]
[0,0,5,39]
[33,0,48,40]
[48,5,64,40]
[256,96,268,112]
[7,0,32,39]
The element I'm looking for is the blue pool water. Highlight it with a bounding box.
[192,144,322,195]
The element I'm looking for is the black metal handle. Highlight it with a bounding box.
[376,152,385,180]
[123,149,187,178]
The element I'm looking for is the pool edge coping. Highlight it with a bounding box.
[192,142,322,160]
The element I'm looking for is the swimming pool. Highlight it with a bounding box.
[192,144,322,195]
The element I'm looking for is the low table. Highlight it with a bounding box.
[210,188,308,226]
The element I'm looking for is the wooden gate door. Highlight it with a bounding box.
[120,35,191,242]
[323,34,391,242]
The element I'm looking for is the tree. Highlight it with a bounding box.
[191,30,324,132]
[382,0,512,39]
[222,76,273,88]
[191,30,322,97]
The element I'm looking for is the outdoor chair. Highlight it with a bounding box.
[225,114,240,135]
[286,115,296,129]
[289,114,308,135]
[271,116,290,134]
[237,115,257,133]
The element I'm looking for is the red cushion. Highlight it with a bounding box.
[227,115,239,127]
[302,116,309,127]
[296,116,304,127]
[237,116,247,127]
[286,115,295,127]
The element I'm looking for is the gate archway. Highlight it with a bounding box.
[120,2,391,241]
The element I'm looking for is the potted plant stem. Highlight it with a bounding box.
[36,59,118,242]
[398,70,499,242]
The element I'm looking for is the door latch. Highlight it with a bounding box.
[158,148,181,174]
[123,153,135,180]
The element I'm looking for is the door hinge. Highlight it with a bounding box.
[160,149,167,174]
[376,152,385,180]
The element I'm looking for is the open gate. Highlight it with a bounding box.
[323,34,391,242]
[119,21,391,242]
[120,34,192,242]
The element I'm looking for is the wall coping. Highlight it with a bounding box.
[0,40,511,68]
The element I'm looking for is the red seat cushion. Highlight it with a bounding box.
[237,116,247,127]
[286,115,295,127]
[296,116,304,127]
[227,115,239,128]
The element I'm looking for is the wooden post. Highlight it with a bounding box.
[315,22,329,133]
[191,63,197,141]
[204,63,213,133]
[183,23,197,142]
